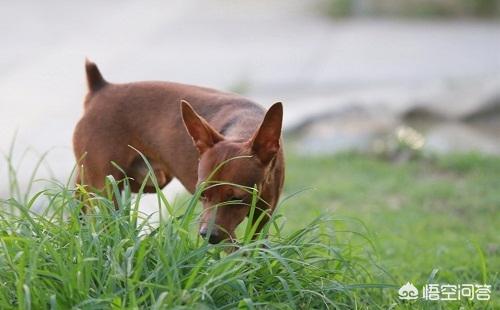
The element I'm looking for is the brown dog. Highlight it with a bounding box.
[73,60,285,243]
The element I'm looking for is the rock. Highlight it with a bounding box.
[462,93,500,126]
[286,104,396,154]
[401,105,449,127]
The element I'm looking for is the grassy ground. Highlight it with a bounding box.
[284,151,499,308]
[0,149,498,308]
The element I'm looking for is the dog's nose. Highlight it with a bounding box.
[199,228,223,244]
[199,228,207,238]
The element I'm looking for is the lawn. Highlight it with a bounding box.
[284,151,499,308]
[0,149,498,309]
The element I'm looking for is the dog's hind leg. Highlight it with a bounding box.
[127,156,172,193]
[74,143,135,212]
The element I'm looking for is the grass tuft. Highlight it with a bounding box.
[0,155,393,309]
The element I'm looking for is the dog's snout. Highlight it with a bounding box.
[199,227,223,244]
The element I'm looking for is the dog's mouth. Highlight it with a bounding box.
[207,234,224,244]
[200,227,236,244]
[200,229,227,244]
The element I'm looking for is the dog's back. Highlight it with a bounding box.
[75,60,267,192]
[82,60,265,138]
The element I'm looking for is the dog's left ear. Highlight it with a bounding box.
[250,102,283,164]
[181,100,224,154]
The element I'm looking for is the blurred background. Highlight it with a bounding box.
[1,0,500,197]
[2,2,499,298]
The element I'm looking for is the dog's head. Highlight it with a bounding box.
[181,100,283,244]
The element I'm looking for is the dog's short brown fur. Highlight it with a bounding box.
[73,60,285,243]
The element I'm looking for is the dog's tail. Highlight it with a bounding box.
[85,58,107,92]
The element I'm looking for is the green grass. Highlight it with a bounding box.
[0,149,498,309]
[284,151,499,308]
[0,153,394,309]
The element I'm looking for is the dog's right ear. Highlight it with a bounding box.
[181,100,224,154]
[249,102,283,164]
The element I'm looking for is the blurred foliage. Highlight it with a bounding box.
[324,0,500,18]
[371,125,426,163]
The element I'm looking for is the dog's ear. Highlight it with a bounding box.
[181,100,224,154]
[250,102,283,164]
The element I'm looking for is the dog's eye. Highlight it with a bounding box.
[228,196,244,203]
